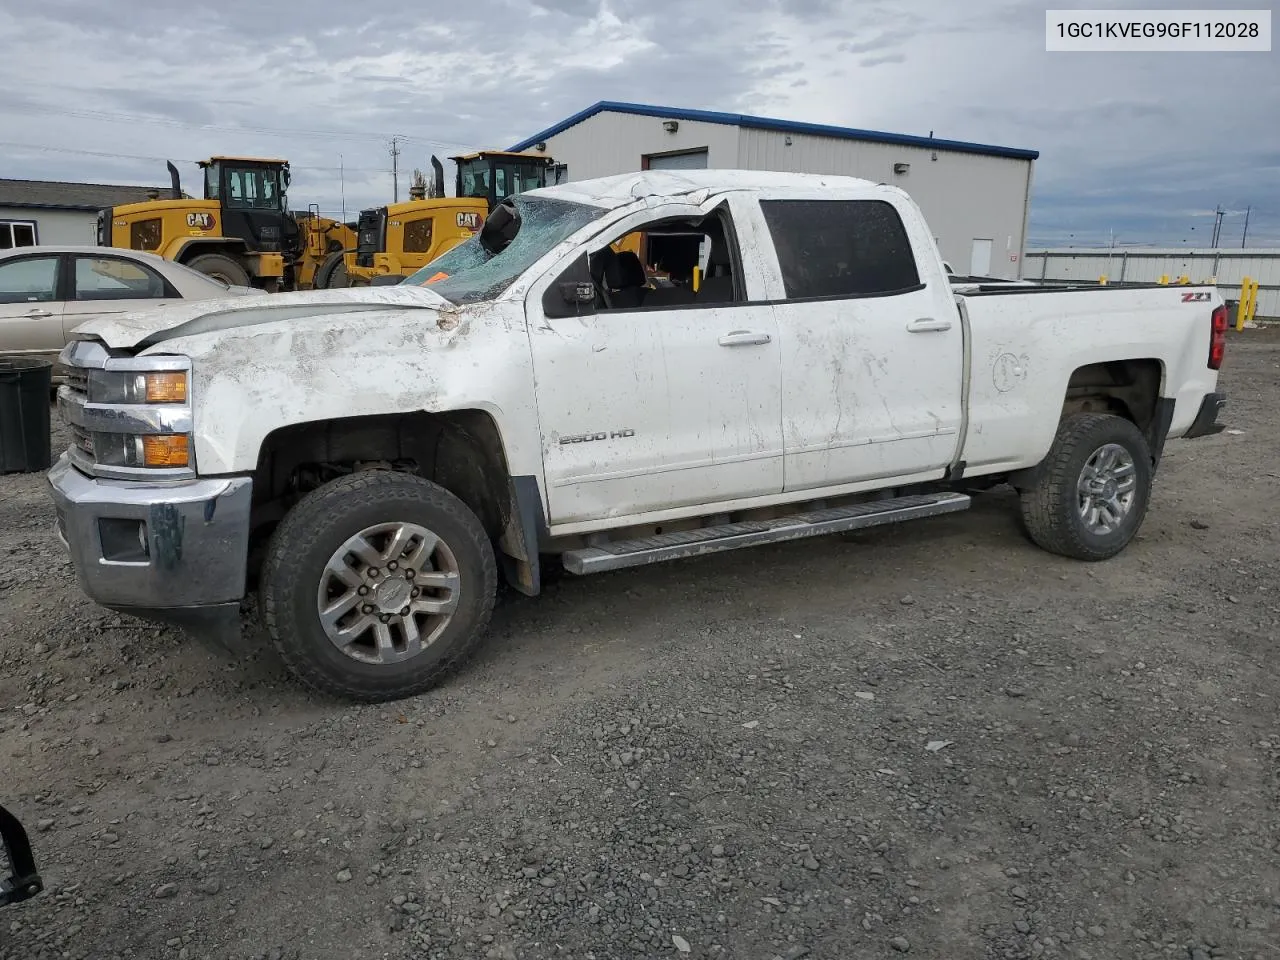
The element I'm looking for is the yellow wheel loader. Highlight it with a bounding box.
[324,152,563,288]
[99,158,352,292]
[296,205,358,289]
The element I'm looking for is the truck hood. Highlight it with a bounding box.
[73,285,452,350]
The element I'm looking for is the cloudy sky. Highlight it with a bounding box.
[2,0,1276,247]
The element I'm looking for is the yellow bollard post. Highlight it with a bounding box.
[1159,275,1169,285]
[1236,277,1250,331]
[1098,275,1108,285]
[1177,275,1191,285]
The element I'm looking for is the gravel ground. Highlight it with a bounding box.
[2,329,1278,960]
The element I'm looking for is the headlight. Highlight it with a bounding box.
[88,370,188,404]
[92,433,191,469]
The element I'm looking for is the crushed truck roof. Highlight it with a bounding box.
[527,168,883,209]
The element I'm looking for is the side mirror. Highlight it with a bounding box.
[542,253,596,318]
[560,281,594,304]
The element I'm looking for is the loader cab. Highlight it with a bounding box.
[200,156,300,259]
[451,151,560,212]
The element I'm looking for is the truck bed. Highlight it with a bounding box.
[953,281,1221,478]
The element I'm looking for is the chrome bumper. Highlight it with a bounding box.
[47,456,252,641]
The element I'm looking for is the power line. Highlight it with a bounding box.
[0,140,198,164]
[1,100,477,152]
[0,140,388,173]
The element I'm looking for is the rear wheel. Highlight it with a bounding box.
[184,252,250,287]
[260,471,497,702]
[1018,413,1153,561]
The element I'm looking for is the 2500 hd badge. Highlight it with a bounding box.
[559,429,635,444]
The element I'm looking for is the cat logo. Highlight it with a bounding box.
[186,212,216,231]
[456,211,482,231]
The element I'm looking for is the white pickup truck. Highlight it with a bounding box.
[48,170,1229,702]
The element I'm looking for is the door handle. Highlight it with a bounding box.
[906,317,952,333]
[718,330,772,347]
[24,309,52,318]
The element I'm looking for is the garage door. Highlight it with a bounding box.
[646,149,709,171]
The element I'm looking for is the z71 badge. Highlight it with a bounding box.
[1181,291,1212,302]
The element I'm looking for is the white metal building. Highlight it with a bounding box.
[509,102,1039,280]
[1023,247,1280,319]
[0,179,169,248]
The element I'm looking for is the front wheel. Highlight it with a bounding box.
[1018,413,1153,561]
[260,471,497,701]
[184,252,251,287]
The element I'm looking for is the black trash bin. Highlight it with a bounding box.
[0,357,53,475]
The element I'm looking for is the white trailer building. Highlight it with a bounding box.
[0,178,170,248]
[509,101,1038,280]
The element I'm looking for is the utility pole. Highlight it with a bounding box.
[1241,205,1251,248]
[389,136,404,203]
[1210,205,1225,248]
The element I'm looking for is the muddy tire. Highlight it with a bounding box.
[184,253,251,287]
[1018,413,1153,562]
[260,471,497,702]
[314,250,350,289]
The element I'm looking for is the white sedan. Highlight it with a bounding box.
[0,245,253,376]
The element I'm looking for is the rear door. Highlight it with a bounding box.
[62,253,179,338]
[748,192,964,491]
[0,254,65,361]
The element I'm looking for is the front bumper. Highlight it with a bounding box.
[47,456,251,644]
[1183,391,1227,439]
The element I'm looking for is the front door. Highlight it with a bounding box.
[752,196,963,491]
[527,197,784,526]
[0,254,65,362]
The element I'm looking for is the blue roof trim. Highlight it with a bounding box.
[508,101,1039,162]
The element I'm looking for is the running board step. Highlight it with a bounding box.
[561,492,971,575]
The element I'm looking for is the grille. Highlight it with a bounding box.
[355,208,385,268]
[70,424,94,458]
[59,357,92,467]
[63,367,88,397]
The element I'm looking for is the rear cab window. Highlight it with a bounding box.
[759,198,922,300]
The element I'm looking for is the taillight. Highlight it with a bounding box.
[1209,305,1228,370]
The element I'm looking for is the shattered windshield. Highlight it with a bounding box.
[404,195,604,304]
